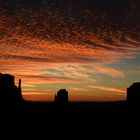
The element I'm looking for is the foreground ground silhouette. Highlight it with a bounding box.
[0,73,139,139]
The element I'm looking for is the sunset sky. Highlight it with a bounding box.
[0,0,140,101]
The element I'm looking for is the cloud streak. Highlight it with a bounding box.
[89,85,125,94]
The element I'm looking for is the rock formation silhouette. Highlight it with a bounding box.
[127,82,140,104]
[0,73,23,105]
[54,89,69,103]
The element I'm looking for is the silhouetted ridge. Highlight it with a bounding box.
[0,73,23,105]
[127,82,140,104]
[54,89,69,103]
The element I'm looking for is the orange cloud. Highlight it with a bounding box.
[71,87,87,91]
[89,85,125,94]
[21,75,82,84]
[92,65,124,78]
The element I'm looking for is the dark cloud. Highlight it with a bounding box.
[0,54,50,62]
[0,0,139,39]
[0,0,140,63]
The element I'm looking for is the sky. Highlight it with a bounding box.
[0,0,140,102]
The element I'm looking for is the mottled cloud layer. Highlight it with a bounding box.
[0,0,140,101]
[0,0,140,64]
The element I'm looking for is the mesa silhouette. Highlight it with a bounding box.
[127,82,140,105]
[55,89,69,103]
[0,73,24,106]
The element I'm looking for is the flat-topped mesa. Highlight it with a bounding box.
[54,89,69,104]
[127,82,140,104]
[0,73,23,104]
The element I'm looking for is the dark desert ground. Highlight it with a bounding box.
[0,73,139,139]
